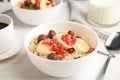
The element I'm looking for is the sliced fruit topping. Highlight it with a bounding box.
[73,38,90,53]
[36,40,54,55]
[34,30,92,60]
[40,0,53,9]
[53,33,72,49]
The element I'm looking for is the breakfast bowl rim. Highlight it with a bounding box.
[24,21,100,63]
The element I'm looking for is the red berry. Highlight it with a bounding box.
[43,38,49,44]
[71,36,76,44]
[46,2,51,6]
[66,39,71,45]
[56,43,62,48]
[76,36,81,38]
[21,4,25,9]
[62,34,76,45]
[67,48,75,54]
[61,35,68,41]
[45,34,48,38]
[49,39,55,45]
[48,0,54,6]
[36,0,40,4]
[61,36,66,41]
[89,48,95,53]
[51,44,58,51]
[58,48,68,57]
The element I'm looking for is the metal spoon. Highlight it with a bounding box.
[97,32,120,80]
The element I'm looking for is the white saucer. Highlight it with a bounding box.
[0,30,24,60]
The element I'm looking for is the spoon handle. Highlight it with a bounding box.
[96,56,111,80]
[97,51,115,57]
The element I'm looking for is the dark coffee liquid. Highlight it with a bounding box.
[0,22,8,30]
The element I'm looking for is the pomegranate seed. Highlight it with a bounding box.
[89,48,95,53]
[76,36,81,38]
[51,44,58,51]
[21,4,25,9]
[62,34,76,45]
[46,2,50,6]
[71,36,76,44]
[58,48,68,57]
[66,39,71,45]
[61,36,66,41]
[49,39,55,45]
[45,34,48,38]
[71,38,76,44]
[67,48,75,54]
[65,34,68,38]
[71,36,75,39]
[56,43,62,48]
[36,0,40,4]
[43,38,49,44]
[61,35,68,41]
[48,0,54,6]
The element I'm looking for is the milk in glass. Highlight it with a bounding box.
[87,0,120,26]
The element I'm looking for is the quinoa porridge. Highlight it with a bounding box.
[28,30,95,60]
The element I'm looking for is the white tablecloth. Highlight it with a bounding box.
[0,1,120,80]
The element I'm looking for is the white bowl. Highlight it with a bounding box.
[10,0,63,25]
[24,21,99,77]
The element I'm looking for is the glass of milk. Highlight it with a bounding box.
[87,0,120,27]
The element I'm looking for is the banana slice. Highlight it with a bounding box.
[53,33,72,49]
[36,40,53,55]
[31,0,35,4]
[40,0,53,9]
[73,38,90,54]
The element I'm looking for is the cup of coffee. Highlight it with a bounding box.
[87,0,120,27]
[0,14,14,54]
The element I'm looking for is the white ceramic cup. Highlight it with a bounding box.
[87,0,120,27]
[0,14,14,54]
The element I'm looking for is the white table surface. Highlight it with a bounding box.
[0,1,120,80]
